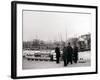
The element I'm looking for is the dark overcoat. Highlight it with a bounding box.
[66,46,73,61]
[55,47,60,58]
[63,47,67,60]
[73,46,78,60]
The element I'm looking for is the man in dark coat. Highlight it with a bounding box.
[55,45,60,64]
[66,42,73,65]
[63,46,67,66]
[73,43,78,63]
[63,43,73,66]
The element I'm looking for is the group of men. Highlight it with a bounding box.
[55,42,78,66]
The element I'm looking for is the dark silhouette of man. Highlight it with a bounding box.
[55,45,60,64]
[66,42,73,65]
[73,43,78,63]
[63,46,67,66]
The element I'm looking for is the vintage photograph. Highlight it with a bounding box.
[11,1,97,79]
[22,10,91,70]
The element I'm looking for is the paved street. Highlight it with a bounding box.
[23,59,90,69]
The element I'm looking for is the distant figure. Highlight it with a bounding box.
[66,43,73,65]
[63,46,67,66]
[73,43,78,63]
[55,45,60,64]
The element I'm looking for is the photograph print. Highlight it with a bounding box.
[11,1,97,79]
[23,10,91,69]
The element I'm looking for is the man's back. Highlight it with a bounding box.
[62,47,67,59]
[55,47,60,57]
[55,47,60,53]
[67,46,73,55]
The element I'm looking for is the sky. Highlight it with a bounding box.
[23,10,91,42]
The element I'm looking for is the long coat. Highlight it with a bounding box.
[63,47,67,60]
[66,46,73,61]
[63,46,73,60]
[55,47,60,58]
[73,46,78,60]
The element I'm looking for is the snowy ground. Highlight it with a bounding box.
[22,51,91,70]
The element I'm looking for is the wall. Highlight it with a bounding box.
[0,0,99,80]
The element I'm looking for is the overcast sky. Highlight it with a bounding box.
[23,10,91,42]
